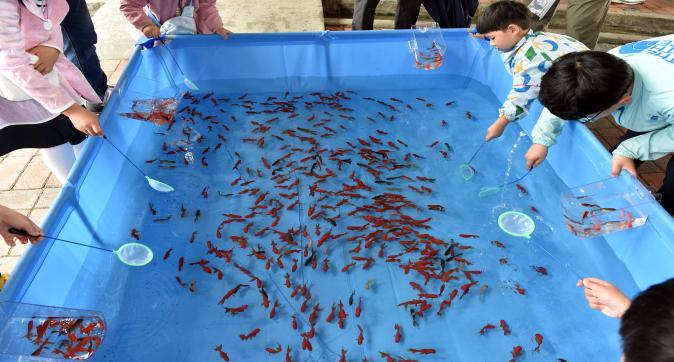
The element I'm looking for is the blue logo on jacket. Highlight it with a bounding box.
[619,39,674,65]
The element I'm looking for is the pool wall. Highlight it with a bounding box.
[2,30,673,309]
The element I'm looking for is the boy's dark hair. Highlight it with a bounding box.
[620,278,674,362]
[539,51,634,120]
[476,1,532,34]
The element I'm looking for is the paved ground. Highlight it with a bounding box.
[92,0,326,60]
[1,0,671,282]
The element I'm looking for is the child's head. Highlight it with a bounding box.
[539,51,634,121]
[620,278,674,362]
[476,1,532,52]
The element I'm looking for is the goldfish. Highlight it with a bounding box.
[266,343,282,354]
[31,337,52,356]
[500,320,511,335]
[357,325,364,345]
[131,229,140,240]
[326,303,336,323]
[309,303,321,325]
[380,352,395,362]
[534,333,543,352]
[459,233,479,238]
[510,345,523,360]
[25,320,34,339]
[531,266,549,276]
[394,324,402,343]
[492,240,506,248]
[516,183,528,195]
[338,301,347,319]
[239,327,261,340]
[214,344,230,361]
[459,281,477,299]
[479,323,495,335]
[218,284,248,304]
[260,288,270,308]
[409,348,436,355]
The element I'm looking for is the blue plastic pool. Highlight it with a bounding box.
[2,31,674,361]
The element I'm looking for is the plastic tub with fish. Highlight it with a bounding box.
[2,31,673,361]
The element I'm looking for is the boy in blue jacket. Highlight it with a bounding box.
[527,35,674,214]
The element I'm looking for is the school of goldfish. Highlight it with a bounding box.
[21,316,105,359]
[114,90,562,362]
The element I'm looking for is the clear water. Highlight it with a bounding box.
[65,76,637,361]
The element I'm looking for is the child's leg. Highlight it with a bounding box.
[42,143,78,183]
[394,0,422,30]
[659,156,674,215]
[566,0,610,49]
[61,0,108,100]
[352,0,382,30]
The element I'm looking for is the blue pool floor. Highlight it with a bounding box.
[47,76,639,361]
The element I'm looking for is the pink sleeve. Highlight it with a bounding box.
[197,0,224,32]
[0,1,74,114]
[42,23,65,53]
[120,0,155,32]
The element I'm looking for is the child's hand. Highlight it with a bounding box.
[611,154,637,177]
[142,24,161,39]
[64,105,105,137]
[576,278,631,318]
[27,45,60,75]
[214,27,231,39]
[485,117,509,141]
[525,144,548,169]
[0,205,43,247]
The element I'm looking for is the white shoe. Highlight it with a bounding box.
[611,0,645,4]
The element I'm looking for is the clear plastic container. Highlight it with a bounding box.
[561,174,656,238]
[408,24,446,70]
[0,301,106,360]
[527,0,557,19]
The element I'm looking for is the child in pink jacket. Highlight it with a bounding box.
[120,0,230,39]
[0,0,104,183]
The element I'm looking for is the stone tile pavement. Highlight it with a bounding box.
[0,60,126,279]
[0,149,61,276]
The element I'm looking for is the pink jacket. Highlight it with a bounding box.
[0,0,100,130]
[120,0,224,35]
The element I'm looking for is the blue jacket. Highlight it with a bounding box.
[531,34,674,161]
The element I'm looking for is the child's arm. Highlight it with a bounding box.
[576,278,631,318]
[525,108,565,169]
[613,123,674,163]
[197,0,229,37]
[486,59,544,141]
[0,1,75,114]
[611,123,673,177]
[119,0,158,36]
[0,205,43,247]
